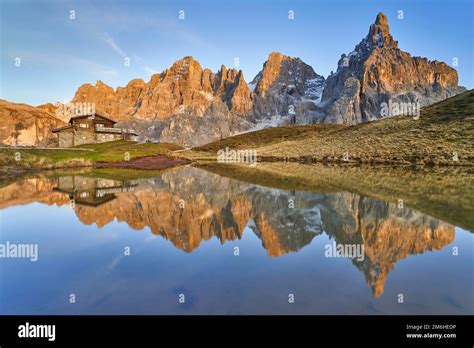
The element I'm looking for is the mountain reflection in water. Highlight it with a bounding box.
[0,166,471,314]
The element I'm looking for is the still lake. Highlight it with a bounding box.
[0,165,472,314]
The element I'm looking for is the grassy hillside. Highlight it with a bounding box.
[0,140,183,172]
[195,124,345,152]
[189,90,474,166]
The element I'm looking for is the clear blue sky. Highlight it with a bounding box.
[1,0,472,105]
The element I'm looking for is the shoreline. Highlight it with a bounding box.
[1,154,472,178]
[1,158,472,231]
[0,154,193,178]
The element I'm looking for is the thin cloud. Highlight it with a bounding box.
[87,7,218,53]
[102,32,128,58]
[11,51,119,79]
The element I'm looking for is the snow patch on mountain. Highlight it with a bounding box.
[304,77,325,104]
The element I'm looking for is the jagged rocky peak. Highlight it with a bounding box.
[253,52,321,97]
[71,80,119,119]
[75,80,114,96]
[170,56,202,77]
[341,13,395,60]
[227,70,253,114]
[250,52,324,123]
[116,79,146,97]
[125,78,146,87]
[320,12,465,125]
[148,73,162,84]
[218,64,239,80]
[252,52,289,95]
[158,56,207,91]
[375,11,388,27]
[86,80,116,95]
[368,12,397,48]
[335,12,397,73]
[215,64,238,94]
[343,13,398,66]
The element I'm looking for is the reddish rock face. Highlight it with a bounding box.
[251,52,325,123]
[253,52,289,97]
[321,12,465,124]
[0,99,66,146]
[71,56,253,122]
[229,71,253,114]
[36,102,58,115]
[68,53,326,146]
[68,56,255,147]
[72,80,128,121]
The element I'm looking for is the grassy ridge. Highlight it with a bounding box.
[0,166,174,189]
[190,90,474,166]
[195,124,344,152]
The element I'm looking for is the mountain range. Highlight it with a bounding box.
[1,12,466,147]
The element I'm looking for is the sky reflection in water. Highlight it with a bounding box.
[0,166,472,314]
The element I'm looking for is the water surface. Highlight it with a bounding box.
[0,166,472,314]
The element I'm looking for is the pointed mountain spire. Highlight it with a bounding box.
[367,12,396,48]
[375,12,389,31]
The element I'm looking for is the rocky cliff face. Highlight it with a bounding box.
[320,12,465,124]
[0,99,66,146]
[70,57,253,147]
[71,53,323,124]
[68,53,326,146]
[251,52,325,124]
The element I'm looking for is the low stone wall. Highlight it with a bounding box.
[56,129,129,147]
[74,129,96,146]
[58,132,74,148]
